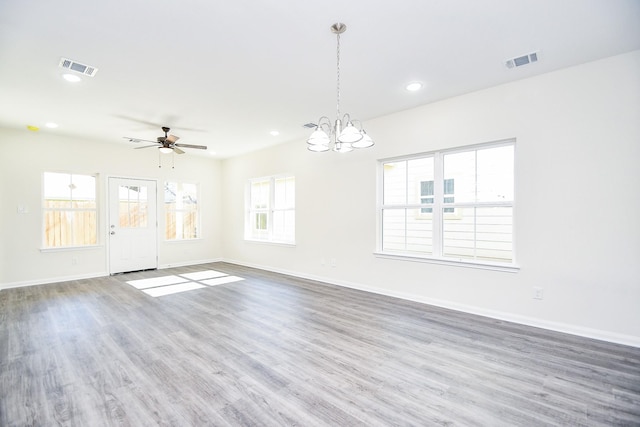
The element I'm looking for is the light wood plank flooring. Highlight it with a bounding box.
[1,262,639,426]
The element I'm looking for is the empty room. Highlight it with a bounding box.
[1,0,639,425]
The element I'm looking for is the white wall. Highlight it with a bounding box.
[0,131,223,287]
[1,51,638,346]
[221,50,640,346]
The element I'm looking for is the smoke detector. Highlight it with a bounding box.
[505,51,539,69]
[59,57,98,77]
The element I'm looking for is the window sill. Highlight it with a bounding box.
[373,251,520,273]
[40,245,103,253]
[244,238,296,247]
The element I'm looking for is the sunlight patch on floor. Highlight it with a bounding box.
[126,270,244,297]
[179,270,228,281]
[126,275,188,289]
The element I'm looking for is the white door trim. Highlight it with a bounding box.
[107,176,159,274]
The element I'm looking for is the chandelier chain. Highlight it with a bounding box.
[336,31,341,119]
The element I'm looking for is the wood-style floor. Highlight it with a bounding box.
[1,262,639,426]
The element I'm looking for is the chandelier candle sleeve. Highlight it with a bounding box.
[306,23,374,153]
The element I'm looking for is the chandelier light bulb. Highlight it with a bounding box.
[333,141,353,153]
[352,130,374,149]
[307,128,330,145]
[308,143,330,152]
[337,122,364,143]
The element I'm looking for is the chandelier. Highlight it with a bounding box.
[307,23,374,153]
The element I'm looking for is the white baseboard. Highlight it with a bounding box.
[0,258,223,290]
[0,271,109,290]
[222,258,640,348]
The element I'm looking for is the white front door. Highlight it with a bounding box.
[108,177,158,274]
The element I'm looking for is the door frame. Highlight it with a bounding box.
[107,175,160,274]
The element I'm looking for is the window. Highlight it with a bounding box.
[165,182,199,240]
[379,140,515,266]
[43,172,97,248]
[420,179,454,213]
[119,185,148,228]
[245,175,295,244]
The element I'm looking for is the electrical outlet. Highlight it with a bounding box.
[330,258,337,268]
[533,287,544,300]
[71,257,78,266]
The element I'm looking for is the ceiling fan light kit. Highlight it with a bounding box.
[307,23,374,153]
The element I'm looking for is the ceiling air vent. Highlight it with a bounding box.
[505,51,539,69]
[59,57,98,76]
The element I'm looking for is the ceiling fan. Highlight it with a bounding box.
[124,127,207,154]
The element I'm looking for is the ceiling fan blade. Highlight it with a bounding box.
[134,144,159,149]
[166,134,180,143]
[123,137,158,144]
[173,147,185,154]
[175,143,208,150]
[114,115,165,128]
[115,115,208,132]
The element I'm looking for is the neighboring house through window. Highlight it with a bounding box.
[246,174,295,244]
[43,172,97,248]
[379,140,515,265]
[421,179,454,213]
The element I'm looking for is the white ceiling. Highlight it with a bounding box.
[1,0,639,158]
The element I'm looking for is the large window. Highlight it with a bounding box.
[165,182,199,240]
[245,175,295,244]
[379,140,515,266]
[43,172,97,248]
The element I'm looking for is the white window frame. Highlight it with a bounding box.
[376,139,518,272]
[42,171,99,250]
[245,174,295,245]
[164,181,201,241]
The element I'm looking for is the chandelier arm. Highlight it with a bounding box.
[316,116,332,125]
[349,119,363,130]
[316,116,333,133]
[320,123,332,134]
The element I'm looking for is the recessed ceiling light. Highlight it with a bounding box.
[270,130,280,136]
[62,73,82,83]
[405,82,423,92]
[209,151,217,156]
[45,122,59,128]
